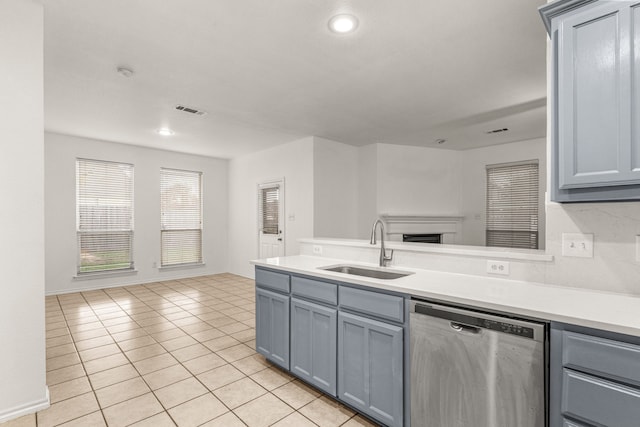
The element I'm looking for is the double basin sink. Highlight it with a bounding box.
[320,264,414,280]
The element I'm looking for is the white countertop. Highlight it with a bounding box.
[298,237,554,262]
[251,255,640,337]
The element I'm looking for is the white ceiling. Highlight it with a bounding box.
[43,0,548,159]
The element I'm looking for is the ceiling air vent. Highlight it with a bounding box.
[175,105,207,116]
[486,127,509,134]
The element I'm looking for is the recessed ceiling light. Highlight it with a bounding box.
[157,128,174,136]
[328,14,359,34]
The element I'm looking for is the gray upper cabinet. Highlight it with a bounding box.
[542,0,640,201]
[633,4,640,175]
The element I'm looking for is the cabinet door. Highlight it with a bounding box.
[558,2,640,189]
[338,311,403,427]
[290,298,337,396]
[632,4,640,177]
[256,287,289,370]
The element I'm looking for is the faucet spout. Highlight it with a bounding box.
[369,219,393,267]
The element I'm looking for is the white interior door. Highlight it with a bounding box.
[258,180,285,258]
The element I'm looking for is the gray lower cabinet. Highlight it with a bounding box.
[290,297,337,396]
[550,323,640,427]
[255,267,407,426]
[255,287,290,370]
[541,0,640,201]
[338,311,404,427]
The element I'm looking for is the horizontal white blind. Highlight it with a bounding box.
[161,168,202,266]
[486,161,539,249]
[76,158,134,273]
[260,185,280,235]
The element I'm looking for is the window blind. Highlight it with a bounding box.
[161,168,202,266]
[76,158,134,273]
[486,161,539,249]
[260,185,280,235]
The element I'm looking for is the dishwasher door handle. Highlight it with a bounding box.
[450,322,481,334]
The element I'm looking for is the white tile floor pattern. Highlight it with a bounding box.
[1,274,380,427]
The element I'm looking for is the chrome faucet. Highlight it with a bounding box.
[370,219,393,267]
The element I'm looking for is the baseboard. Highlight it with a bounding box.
[0,386,50,423]
[45,269,227,296]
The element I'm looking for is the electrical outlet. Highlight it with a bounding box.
[312,245,323,255]
[152,261,157,268]
[562,233,594,258]
[487,260,510,276]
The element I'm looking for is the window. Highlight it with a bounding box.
[160,168,202,266]
[260,184,280,235]
[486,161,539,249]
[76,159,134,273]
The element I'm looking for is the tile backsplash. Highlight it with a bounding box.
[544,201,640,296]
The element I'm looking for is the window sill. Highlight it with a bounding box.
[73,269,138,281]
[158,262,206,271]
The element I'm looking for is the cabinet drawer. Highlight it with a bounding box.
[562,370,640,427]
[339,286,404,323]
[255,268,290,294]
[291,276,337,306]
[562,331,640,386]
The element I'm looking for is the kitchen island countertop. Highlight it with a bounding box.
[251,255,640,337]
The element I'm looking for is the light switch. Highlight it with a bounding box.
[636,235,640,262]
[561,233,594,258]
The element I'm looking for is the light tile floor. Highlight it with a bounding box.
[2,274,379,427]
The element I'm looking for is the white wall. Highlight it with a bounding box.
[460,138,547,247]
[228,137,314,278]
[0,0,49,421]
[357,144,379,239]
[44,132,228,294]
[376,144,462,216]
[313,137,359,239]
[349,141,546,246]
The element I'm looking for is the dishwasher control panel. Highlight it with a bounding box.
[414,303,535,339]
[482,318,534,339]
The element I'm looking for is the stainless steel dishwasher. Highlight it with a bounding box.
[410,300,547,427]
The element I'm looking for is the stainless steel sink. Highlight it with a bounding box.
[319,264,414,280]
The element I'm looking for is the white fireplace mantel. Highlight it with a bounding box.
[380,214,465,244]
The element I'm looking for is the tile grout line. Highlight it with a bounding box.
[82,277,255,426]
[40,274,356,427]
[42,292,110,427]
